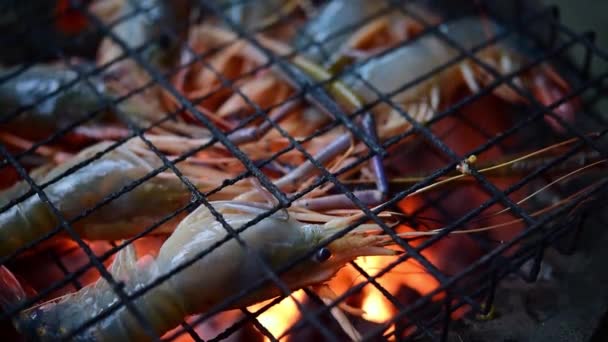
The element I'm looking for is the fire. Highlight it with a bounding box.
[355,254,440,316]
[358,256,397,323]
[247,289,306,341]
[362,287,394,323]
[316,196,445,338]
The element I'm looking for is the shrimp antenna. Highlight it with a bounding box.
[465,159,606,224]
[358,134,601,196]
[392,179,602,239]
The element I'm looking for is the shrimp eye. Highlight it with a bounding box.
[314,248,332,262]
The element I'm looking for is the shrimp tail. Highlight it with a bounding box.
[0,264,74,340]
[0,265,26,313]
[1,245,148,341]
[0,266,50,341]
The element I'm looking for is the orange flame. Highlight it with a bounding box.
[247,290,306,341]
[362,285,394,323]
[314,195,445,339]
[359,256,396,323]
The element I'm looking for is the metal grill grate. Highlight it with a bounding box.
[0,0,607,341]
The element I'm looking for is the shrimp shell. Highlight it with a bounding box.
[0,141,191,258]
[0,65,111,140]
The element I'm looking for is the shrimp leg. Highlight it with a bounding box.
[233,133,351,202]
[268,56,390,199]
[293,189,384,211]
[307,68,389,198]
[274,133,352,192]
[127,99,302,159]
[227,98,302,146]
[362,111,388,196]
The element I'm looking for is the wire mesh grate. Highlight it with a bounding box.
[0,0,607,341]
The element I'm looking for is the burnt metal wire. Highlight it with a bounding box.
[0,0,607,341]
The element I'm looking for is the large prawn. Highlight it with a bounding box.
[295,0,436,66]
[0,64,126,144]
[1,201,398,340]
[0,0,206,163]
[347,16,579,135]
[0,140,193,258]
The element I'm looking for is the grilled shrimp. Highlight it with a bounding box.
[296,0,436,65]
[2,202,395,340]
[296,0,387,62]
[95,0,208,138]
[218,0,294,30]
[349,16,578,135]
[0,62,207,161]
[0,65,122,142]
[98,0,192,71]
[0,141,192,258]
[1,0,204,157]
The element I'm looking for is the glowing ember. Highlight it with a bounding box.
[357,256,396,323]
[248,289,306,341]
[362,287,394,323]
